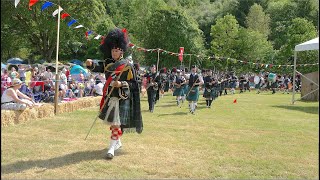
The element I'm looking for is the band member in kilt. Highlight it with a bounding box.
[169,67,177,93]
[186,65,203,114]
[255,73,262,94]
[172,69,186,106]
[144,65,159,112]
[159,68,168,98]
[203,69,215,108]
[86,28,143,160]
[229,72,238,94]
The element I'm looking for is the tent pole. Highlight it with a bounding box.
[292,51,297,104]
[54,5,61,114]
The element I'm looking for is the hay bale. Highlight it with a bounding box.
[14,108,38,124]
[2,96,102,127]
[37,104,54,118]
[1,110,16,127]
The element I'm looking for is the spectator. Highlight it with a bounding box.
[1,69,12,96]
[1,78,38,110]
[18,64,29,82]
[10,67,19,80]
[92,79,103,96]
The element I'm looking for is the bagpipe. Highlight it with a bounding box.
[146,77,159,91]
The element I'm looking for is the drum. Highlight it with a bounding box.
[254,76,260,84]
[268,73,276,83]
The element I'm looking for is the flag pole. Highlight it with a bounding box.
[54,5,61,114]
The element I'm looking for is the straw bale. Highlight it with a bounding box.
[1,96,101,127]
[37,104,54,118]
[1,110,16,127]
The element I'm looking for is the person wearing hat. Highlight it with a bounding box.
[186,65,204,114]
[143,64,159,112]
[85,28,143,160]
[1,78,37,110]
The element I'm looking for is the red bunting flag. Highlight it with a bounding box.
[233,99,237,103]
[61,13,70,19]
[29,0,39,10]
[179,47,184,62]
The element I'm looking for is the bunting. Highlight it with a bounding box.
[29,0,39,10]
[67,19,77,27]
[52,7,63,17]
[41,1,53,11]
[61,13,70,19]
[14,0,20,8]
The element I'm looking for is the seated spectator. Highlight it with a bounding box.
[1,78,40,110]
[10,67,19,80]
[1,69,11,96]
[92,79,103,96]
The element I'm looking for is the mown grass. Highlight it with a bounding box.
[1,91,319,179]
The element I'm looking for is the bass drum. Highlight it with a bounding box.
[254,76,260,84]
[268,73,276,83]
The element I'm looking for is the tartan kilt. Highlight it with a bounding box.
[164,81,170,92]
[183,85,188,95]
[186,86,199,101]
[98,97,130,125]
[173,87,184,96]
[203,88,214,98]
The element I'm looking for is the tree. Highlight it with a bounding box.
[277,18,318,74]
[0,0,110,63]
[245,3,271,37]
[143,7,205,68]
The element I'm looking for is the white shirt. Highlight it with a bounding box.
[94,83,104,95]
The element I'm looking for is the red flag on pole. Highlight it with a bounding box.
[179,47,184,62]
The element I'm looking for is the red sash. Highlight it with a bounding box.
[99,64,125,110]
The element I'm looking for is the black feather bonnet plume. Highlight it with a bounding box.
[99,28,129,60]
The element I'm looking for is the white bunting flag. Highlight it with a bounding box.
[52,7,63,17]
[74,25,84,29]
[94,35,102,39]
[14,0,20,8]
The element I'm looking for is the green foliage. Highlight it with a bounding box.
[245,3,271,37]
[277,18,318,74]
[1,0,318,72]
[144,6,205,68]
[210,14,239,71]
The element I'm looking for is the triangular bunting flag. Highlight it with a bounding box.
[52,7,63,17]
[61,13,70,19]
[29,0,39,10]
[14,0,20,8]
[41,1,53,11]
[74,25,84,29]
[67,19,77,27]
[94,35,102,40]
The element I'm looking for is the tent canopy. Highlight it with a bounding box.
[295,37,319,52]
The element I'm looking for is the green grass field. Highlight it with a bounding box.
[1,91,319,179]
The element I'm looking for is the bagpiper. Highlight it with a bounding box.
[144,65,159,112]
[186,65,204,114]
[85,28,143,159]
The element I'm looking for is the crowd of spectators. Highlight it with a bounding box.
[1,64,105,106]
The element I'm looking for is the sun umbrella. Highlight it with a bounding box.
[7,57,25,64]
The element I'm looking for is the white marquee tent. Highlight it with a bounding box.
[292,37,319,104]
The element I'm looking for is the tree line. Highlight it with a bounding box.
[1,0,318,74]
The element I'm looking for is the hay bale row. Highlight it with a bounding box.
[1,96,101,127]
